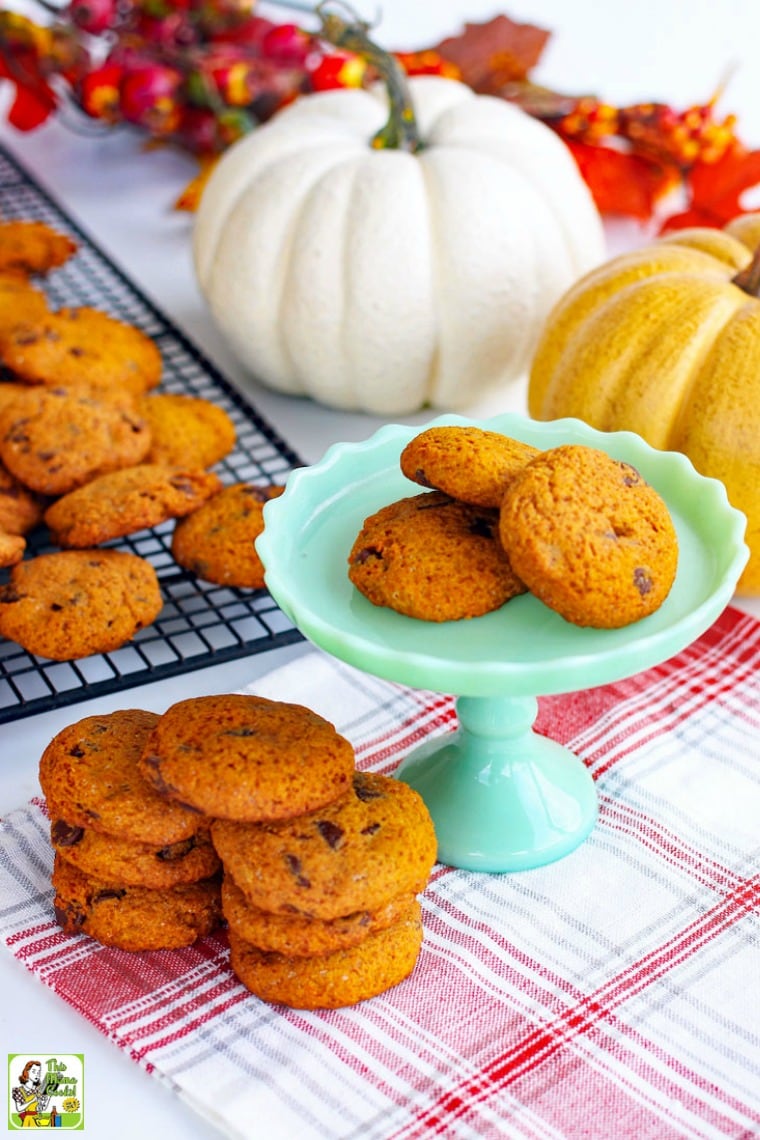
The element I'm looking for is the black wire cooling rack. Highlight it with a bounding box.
[0,143,306,724]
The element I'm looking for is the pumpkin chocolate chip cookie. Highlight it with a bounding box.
[222,873,413,958]
[52,856,222,951]
[138,694,355,822]
[0,306,162,398]
[0,387,152,496]
[400,425,538,508]
[499,444,679,628]
[44,463,223,547]
[348,490,526,621]
[39,709,205,845]
[50,818,221,890]
[0,549,163,661]
[170,482,284,588]
[139,392,237,467]
[227,900,423,1009]
[0,219,77,275]
[210,771,437,920]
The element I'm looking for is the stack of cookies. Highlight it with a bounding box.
[39,709,223,952]
[136,693,438,1009]
[349,425,679,630]
[0,217,283,662]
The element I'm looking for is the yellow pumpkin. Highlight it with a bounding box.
[528,214,760,595]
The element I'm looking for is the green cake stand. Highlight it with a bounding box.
[257,413,748,873]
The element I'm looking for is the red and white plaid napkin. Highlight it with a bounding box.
[2,604,760,1140]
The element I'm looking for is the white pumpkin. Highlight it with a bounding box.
[193,75,605,415]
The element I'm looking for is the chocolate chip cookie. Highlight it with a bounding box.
[0,306,162,398]
[222,872,413,957]
[39,709,204,845]
[499,444,679,628]
[400,425,538,508]
[228,901,422,1008]
[50,818,220,889]
[44,463,223,547]
[348,491,525,621]
[0,219,77,275]
[0,550,163,660]
[139,392,236,467]
[170,482,284,588]
[138,694,355,822]
[210,771,437,920]
[0,387,151,496]
[52,856,222,951]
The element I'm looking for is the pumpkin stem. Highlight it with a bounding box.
[315,2,421,153]
[732,243,760,297]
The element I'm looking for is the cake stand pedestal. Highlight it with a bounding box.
[395,693,597,871]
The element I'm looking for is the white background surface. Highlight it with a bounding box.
[2,2,760,1137]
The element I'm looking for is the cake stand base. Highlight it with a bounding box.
[395,694,598,872]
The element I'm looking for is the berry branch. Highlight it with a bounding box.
[0,1,758,230]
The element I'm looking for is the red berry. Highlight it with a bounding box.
[119,62,183,134]
[176,103,253,153]
[261,24,312,68]
[78,61,124,121]
[66,0,123,35]
[308,52,366,92]
[176,105,222,153]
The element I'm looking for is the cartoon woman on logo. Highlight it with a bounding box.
[11,1060,51,1127]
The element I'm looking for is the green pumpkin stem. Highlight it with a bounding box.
[732,243,760,297]
[315,3,420,153]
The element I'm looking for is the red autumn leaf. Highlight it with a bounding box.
[0,57,57,129]
[433,15,550,94]
[660,144,760,231]
[563,138,678,220]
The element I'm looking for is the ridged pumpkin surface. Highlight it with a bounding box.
[193,75,604,415]
[528,218,760,594]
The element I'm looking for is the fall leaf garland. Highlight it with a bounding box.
[0,3,758,231]
[429,15,760,233]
